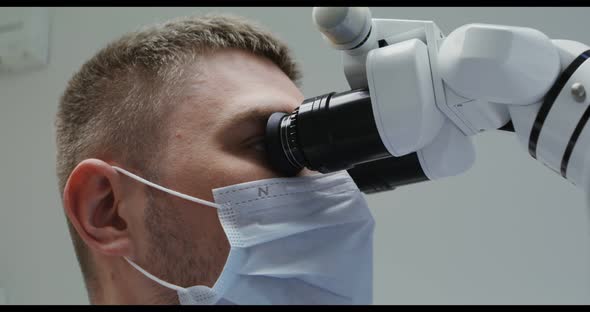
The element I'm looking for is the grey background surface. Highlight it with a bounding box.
[1,7,589,304]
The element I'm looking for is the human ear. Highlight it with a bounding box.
[62,158,131,257]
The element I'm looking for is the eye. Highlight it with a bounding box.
[252,140,266,152]
[244,136,266,153]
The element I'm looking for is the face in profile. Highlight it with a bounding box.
[134,48,305,291]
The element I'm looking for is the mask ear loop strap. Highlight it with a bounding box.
[123,257,186,292]
[112,166,221,209]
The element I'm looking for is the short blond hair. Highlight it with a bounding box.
[55,13,300,293]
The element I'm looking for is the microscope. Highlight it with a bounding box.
[264,7,590,197]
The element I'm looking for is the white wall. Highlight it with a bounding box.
[1,7,590,304]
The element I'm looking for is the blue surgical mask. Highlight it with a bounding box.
[113,166,375,305]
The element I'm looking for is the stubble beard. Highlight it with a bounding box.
[141,189,221,304]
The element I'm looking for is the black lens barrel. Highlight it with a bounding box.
[295,89,392,172]
[347,153,429,194]
[264,88,430,193]
[265,112,302,176]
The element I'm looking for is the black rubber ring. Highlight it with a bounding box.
[350,26,372,50]
[561,92,590,178]
[529,50,590,159]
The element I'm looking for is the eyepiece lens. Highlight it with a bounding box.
[265,112,304,176]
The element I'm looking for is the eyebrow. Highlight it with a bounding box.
[231,107,280,126]
[215,105,292,142]
[230,100,297,128]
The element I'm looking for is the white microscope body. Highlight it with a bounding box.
[313,7,590,193]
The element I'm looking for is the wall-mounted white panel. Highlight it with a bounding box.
[0,8,49,73]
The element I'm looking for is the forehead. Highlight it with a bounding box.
[181,49,302,121]
[202,49,296,91]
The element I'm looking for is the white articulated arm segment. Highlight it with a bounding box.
[438,23,590,191]
[313,7,590,196]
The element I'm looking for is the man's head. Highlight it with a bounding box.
[55,14,303,304]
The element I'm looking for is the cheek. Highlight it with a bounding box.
[169,198,223,241]
[143,191,230,286]
[161,146,278,205]
[212,155,278,186]
[144,190,225,248]
[188,143,279,190]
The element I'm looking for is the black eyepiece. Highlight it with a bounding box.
[264,88,430,193]
[265,89,391,175]
[265,111,305,176]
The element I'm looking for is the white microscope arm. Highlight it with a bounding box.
[313,7,590,193]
